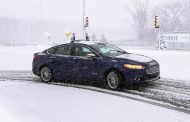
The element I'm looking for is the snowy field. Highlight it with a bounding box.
[0,80,190,122]
[0,45,51,71]
[0,45,190,81]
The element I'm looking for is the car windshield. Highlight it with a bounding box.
[91,43,127,57]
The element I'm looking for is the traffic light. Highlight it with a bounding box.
[84,16,89,27]
[155,16,160,28]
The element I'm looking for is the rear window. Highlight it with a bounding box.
[47,47,57,54]
[71,45,95,57]
[54,45,71,55]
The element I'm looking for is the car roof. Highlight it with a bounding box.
[72,40,105,45]
[51,40,106,48]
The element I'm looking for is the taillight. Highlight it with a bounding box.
[33,55,38,61]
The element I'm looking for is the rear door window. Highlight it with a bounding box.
[47,47,58,54]
[54,45,71,55]
[71,45,95,57]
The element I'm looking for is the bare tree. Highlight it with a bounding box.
[180,0,190,31]
[126,0,150,40]
[0,18,18,45]
[153,0,183,32]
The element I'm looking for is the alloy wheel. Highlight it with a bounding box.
[107,71,119,90]
[40,67,52,82]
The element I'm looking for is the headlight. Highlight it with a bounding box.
[124,64,145,69]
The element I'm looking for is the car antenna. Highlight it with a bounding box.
[70,33,91,43]
[70,33,76,43]
[85,33,90,41]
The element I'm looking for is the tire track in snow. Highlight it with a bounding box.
[125,88,190,111]
[0,71,190,114]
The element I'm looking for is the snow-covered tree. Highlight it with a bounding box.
[91,33,97,41]
[100,33,107,43]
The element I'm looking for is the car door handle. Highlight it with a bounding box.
[50,56,56,59]
[73,57,77,60]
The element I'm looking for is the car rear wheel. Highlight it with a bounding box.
[106,71,122,90]
[40,66,53,82]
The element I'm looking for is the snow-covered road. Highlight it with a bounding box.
[0,71,190,114]
[0,79,190,122]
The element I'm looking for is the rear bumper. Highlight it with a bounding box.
[32,66,40,76]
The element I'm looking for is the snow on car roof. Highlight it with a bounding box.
[74,40,104,45]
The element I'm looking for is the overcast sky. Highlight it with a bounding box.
[0,0,168,40]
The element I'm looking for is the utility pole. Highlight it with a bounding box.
[83,0,86,39]
[30,22,33,43]
[155,16,160,50]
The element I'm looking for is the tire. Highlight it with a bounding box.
[106,70,123,90]
[40,66,53,82]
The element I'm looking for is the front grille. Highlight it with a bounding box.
[146,72,159,79]
[146,64,159,74]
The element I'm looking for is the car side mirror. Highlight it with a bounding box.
[86,53,96,59]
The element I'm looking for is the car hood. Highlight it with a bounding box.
[116,53,154,63]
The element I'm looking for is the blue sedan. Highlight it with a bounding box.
[32,41,160,90]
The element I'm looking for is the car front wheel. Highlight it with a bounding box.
[106,71,122,90]
[40,66,53,82]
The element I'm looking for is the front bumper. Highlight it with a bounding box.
[145,75,160,82]
[122,68,160,84]
[124,73,160,84]
[122,61,160,84]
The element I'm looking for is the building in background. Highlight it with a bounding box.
[159,32,190,50]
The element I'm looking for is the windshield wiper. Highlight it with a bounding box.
[109,50,127,54]
[117,50,127,54]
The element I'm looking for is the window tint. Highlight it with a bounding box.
[47,47,57,54]
[91,43,127,57]
[71,45,95,57]
[100,47,114,54]
[54,45,71,55]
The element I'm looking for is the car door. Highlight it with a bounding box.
[70,44,101,81]
[48,44,74,80]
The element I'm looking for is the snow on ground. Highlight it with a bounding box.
[0,45,51,71]
[0,45,190,81]
[0,80,189,122]
[0,106,16,122]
